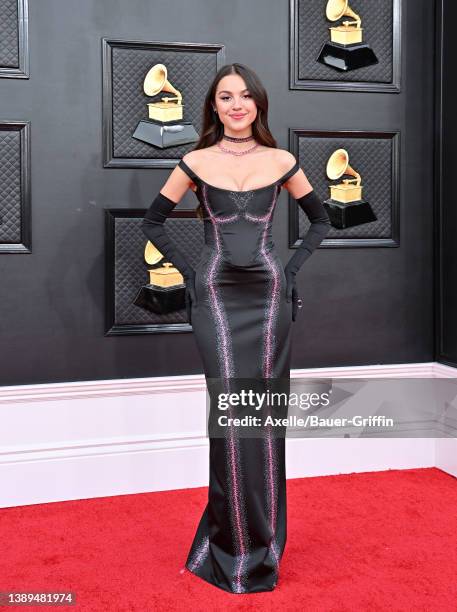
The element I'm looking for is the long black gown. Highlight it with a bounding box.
[178,157,301,594]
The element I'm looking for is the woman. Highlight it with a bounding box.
[141,63,330,594]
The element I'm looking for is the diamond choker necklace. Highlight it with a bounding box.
[222,134,254,143]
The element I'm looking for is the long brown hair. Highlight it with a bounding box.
[189,63,278,219]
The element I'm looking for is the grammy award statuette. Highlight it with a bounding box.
[323,148,377,228]
[317,0,379,71]
[132,63,199,148]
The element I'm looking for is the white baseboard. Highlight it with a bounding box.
[0,362,455,508]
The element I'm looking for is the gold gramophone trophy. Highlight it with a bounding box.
[132,63,199,148]
[133,240,187,315]
[317,0,378,71]
[323,148,376,228]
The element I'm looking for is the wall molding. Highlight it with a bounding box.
[0,361,455,508]
[1,361,455,404]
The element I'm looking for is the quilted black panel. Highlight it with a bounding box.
[109,42,222,160]
[114,215,204,326]
[0,128,22,243]
[295,0,394,83]
[293,131,398,241]
[0,0,19,68]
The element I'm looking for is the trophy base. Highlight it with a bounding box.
[317,41,378,71]
[323,198,377,229]
[132,119,199,148]
[133,283,186,315]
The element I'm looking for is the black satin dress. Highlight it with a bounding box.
[178,157,300,594]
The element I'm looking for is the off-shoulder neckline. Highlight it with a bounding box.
[178,158,300,194]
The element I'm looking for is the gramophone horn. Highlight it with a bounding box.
[143,63,182,103]
[326,148,361,185]
[326,148,349,179]
[326,0,361,25]
[144,240,164,265]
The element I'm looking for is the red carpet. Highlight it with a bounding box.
[1,467,456,611]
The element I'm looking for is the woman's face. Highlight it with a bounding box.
[213,74,258,134]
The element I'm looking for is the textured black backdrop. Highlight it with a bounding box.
[0,0,436,385]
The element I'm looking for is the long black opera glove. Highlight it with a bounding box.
[141,192,196,322]
[284,190,331,304]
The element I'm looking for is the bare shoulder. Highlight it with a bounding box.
[182,148,211,168]
[273,148,298,172]
[274,148,312,197]
[182,150,200,167]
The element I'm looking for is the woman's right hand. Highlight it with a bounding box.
[184,270,196,324]
[185,269,197,303]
